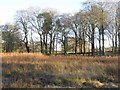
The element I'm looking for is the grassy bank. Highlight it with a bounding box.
[1,53,119,88]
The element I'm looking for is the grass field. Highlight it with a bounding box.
[1,53,119,88]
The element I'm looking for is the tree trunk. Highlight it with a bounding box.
[115,33,117,55]
[49,34,52,55]
[43,34,46,54]
[115,19,118,55]
[101,24,104,56]
[39,34,43,53]
[91,24,95,56]
[83,40,85,56]
[52,34,56,54]
[45,33,48,54]
[25,42,30,53]
[118,2,120,54]
[99,29,101,56]
[24,34,30,53]
[101,9,105,56]
[49,42,52,55]
[23,25,30,53]
[40,40,43,53]
[79,39,82,54]
[43,33,48,55]
[52,39,55,54]
[79,29,82,54]
[118,25,120,54]
[75,32,78,54]
[88,37,91,56]
[83,31,85,56]
[55,34,58,55]
[112,39,114,54]
[64,37,67,55]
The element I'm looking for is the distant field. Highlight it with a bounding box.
[1,53,119,88]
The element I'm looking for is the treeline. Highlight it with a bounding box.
[1,2,120,56]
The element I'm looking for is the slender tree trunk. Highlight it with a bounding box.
[43,33,48,55]
[115,33,117,55]
[75,32,78,54]
[64,40,66,55]
[24,35,30,53]
[99,29,101,56]
[118,31,120,54]
[101,24,104,56]
[45,33,48,54]
[40,40,43,53]
[25,42,30,53]
[115,20,118,55]
[52,39,55,54]
[83,31,85,56]
[79,29,82,54]
[49,42,52,55]
[55,34,58,55]
[39,34,43,53]
[79,39,82,54]
[64,36,67,55]
[118,2,120,54]
[43,34,46,54]
[112,39,114,54]
[118,25,120,54]
[23,25,30,53]
[101,9,105,56]
[83,41,86,56]
[52,34,56,54]
[49,34,52,55]
[88,37,91,56]
[91,24,95,56]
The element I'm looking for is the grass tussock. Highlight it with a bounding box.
[1,53,119,88]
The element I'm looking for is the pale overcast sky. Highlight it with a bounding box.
[0,0,86,24]
[0,0,118,48]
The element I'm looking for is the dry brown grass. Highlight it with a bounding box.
[2,53,119,63]
[1,53,119,88]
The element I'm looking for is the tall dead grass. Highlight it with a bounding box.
[2,53,119,63]
[2,53,119,88]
